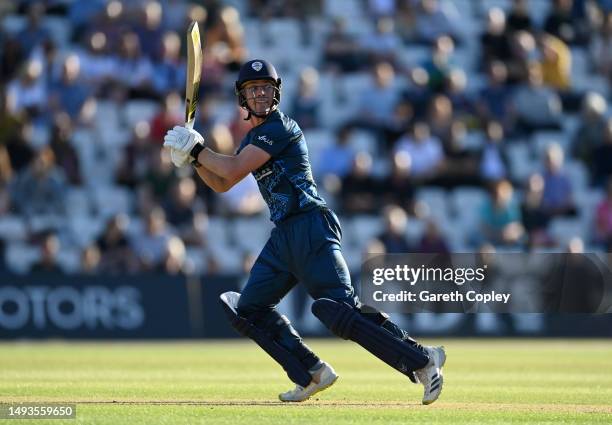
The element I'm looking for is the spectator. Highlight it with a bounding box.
[151,31,186,94]
[130,206,174,270]
[506,0,534,33]
[164,177,207,246]
[205,6,246,70]
[6,59,47,118]
[590,118,612,187]
[97,214,139,274]
[417,219,450,253]
[394,121,445,181]
[322,17,364,73]
[290,67,321,129]
[538,33,572,91]
[0,34,25,84]
[317,125,355,180]
[353,61,398,136]
[17,2,51,53]
[156,236,187,275]
[145,148,178,202]
[77,31,115,84]
[590,10,612,81]
[380,151,416,213]
[374,205,412,253]
[80,243,101,274]
[541,143,577,217]
[595,176,612,249]
[507,30,538,84]
[113,32,155,98]
[48,112,82,185]
[0,145,13,187]
[150,91,183,142]
[116,121,155,189]
[50,54,91,119]
[427,94,454,144]
[511,64,563,135]
[480,180,525,246]
[341,151,379,215]
[521,173,554,248]
[413,0,463,45]
[572,92,608,165]
[479,121,509,183]
[11,147,67,217]
[134,1,165,60]
[480,8,513,69]
[544,0,590,46]
[359,17,402,66]
[30,232,64,274]
[421,35,456,92]
[476,61,513,130]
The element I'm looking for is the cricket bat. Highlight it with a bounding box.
[185,21,202,130]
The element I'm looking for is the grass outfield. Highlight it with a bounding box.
[1,339,611,424]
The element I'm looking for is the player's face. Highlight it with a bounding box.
[242,80,275,114]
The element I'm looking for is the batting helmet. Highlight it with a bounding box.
[235,59,282,119]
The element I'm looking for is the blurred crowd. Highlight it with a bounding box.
[0,0,611,276]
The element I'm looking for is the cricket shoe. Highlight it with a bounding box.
[414,346,446,405]
[278,362,339,402]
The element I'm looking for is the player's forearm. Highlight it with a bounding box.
[194,164,231,193]
[196,148,241,182]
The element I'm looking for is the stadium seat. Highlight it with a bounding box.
[0,215,28,241]
[5,242,41,274]
[91,186,133,218]
[123,100,161,129]
[346,215,383,249]
[549,217,587,246]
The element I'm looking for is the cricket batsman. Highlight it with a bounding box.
[163,59,446,403]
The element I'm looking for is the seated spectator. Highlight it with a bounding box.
[427,94,454,144]
[480,8,513,69]
[590,118,612,187]
[6,59,47,118]
[590,11,612,81]
[478,121,509,183]
[506,0,534,33]
[97,214,139,274]
[421,35,456,93]
[134,1,165,60]
[476,61,513,131]
[480,180,525,246]
[156,236,187,275]
[17,2,51,53]
[374,205,412,253]
[394,122,445,182]
[152,31,186,94]
[145,148,178,202]
[30,232,64,274]
[538,33,572,91]
[117,122,155,189]
[204,6,246,71]
[507,30,537,84]
[49,113,82,185]
[290,67,320,129]
[150,91,183,142]
[511,64,563,135]
[380,151,416,213]
[113,32,155,99]
[49,54,91,119]
[595,176,612,249]
[130,206,175,270]
[352,61,398,136]
[571,92,608,165]
[521,173,554,248]
[11,147,67,217]
[359,17,402,66]
[413,0,463,45]
[417,219,450,253]
[541,143,577,217]
[77,31,115,84]
[80,243,101,275]
[341,152,379,215]
[317,125,355,180]
[543,0,590,46]
[445,69,474,121]
[322,17,365,73]
[164,177,207,246]
[437,121,480,188]
[0,146,12,187]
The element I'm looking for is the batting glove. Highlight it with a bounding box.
[163,125,205,168]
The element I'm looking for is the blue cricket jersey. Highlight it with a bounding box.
[236,110,326,224]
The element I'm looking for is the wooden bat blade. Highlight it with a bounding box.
[185,21,202,129]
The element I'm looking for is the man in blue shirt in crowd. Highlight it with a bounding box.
[163,59,446,403]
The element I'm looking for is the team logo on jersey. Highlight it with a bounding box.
[254,165,273,180]
[257,135,273,145]
[252,61,263,71]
